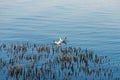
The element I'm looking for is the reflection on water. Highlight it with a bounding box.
[0,0,120,79]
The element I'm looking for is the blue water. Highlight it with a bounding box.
[0,0,120,78]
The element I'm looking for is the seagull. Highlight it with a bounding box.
[53,37,67,46]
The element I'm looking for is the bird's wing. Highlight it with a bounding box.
[60,37,62,41]
[63,41,67,44]
[63,37,67,44]
[64,37,67,40]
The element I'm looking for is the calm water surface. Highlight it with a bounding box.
[0,0,120,78]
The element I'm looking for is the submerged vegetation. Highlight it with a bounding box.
[0,42,117,80]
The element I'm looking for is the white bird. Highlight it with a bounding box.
[53,37,67,46]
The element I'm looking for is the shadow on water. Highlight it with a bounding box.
[0,42,119,80]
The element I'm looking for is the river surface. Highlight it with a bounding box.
[0,0,120,79]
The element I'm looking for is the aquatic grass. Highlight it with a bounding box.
[0,43,117,80]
